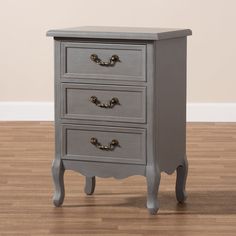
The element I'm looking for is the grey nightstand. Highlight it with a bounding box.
[47,26,192,214]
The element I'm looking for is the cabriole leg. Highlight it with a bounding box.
[52,159,65,207]
[84,176,96,195]
[176,157,188,203]
[146,166,161,215]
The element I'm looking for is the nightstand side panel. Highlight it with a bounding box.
[155,37,187,174]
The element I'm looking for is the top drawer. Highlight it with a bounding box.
[61,42,146,82]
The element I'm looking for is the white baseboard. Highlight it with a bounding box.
[0,102,54,121]
[0,102,236,122]
[187,103,236,122]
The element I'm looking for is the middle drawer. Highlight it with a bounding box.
[61,83,146,123]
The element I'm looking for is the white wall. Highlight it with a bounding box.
[0,0,236,120]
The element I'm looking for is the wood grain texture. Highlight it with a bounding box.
[1,122,236,235]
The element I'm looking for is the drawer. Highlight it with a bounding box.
[61,124,146,165]
[61,42,146,82]
[61,83,146,123]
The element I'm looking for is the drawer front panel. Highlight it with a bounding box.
[61,83,146,123]
[62,124,146,165]
[61,42,146,81]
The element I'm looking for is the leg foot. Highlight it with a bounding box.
[52,159,65,207]
[84,176,96,195]
[146,166,161,215]
[176,157,188,203]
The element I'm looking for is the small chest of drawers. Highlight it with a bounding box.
[47,26,192,214]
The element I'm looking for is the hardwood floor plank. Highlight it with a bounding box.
[0,122,236,235]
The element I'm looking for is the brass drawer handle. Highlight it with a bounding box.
[90,137,120,151]
[90,54,120,67]
[89,96,120,108]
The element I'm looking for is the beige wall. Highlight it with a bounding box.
[0,0,235,103]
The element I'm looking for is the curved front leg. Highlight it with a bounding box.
[84,176,96,195]
[175,157,188,203]
[146,166,161,215]
[52,159,65,207]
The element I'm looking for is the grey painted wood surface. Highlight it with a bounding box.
[63,160,146,179]
[47,26,192,40]
[176,157,188,203]
[61,42,146,81]
[84,177,96,195]
[61,124,146,165]
[61,83,146,123]
[52,159,65,207]
[155,37,187,174]
[49,26,191,214]
[146,165,161,215]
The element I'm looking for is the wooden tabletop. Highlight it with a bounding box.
[47,26,192,40]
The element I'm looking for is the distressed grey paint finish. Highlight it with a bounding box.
[61,42,146,81]
[176,156,188,203]
[61,124,146,165]
[84,176,96,195]
[63,160,146,179]
[61,83,146,123]
[52,159,65,207]
[155,37,187,174]
[146,165,161,214]
[47,26,192,40]
[48,26,191,214]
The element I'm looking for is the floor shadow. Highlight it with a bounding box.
[63,190,236,215]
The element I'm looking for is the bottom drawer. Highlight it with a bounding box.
[61,124,146,165]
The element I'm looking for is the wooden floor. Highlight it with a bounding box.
[0,122,236,235]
